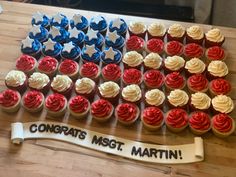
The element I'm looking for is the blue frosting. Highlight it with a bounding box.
[101,47,122,64]
[21,39,42,54]
[90,16,107,32]
[31,15,50,28]
[61,45,81,60]
[42,42,62,57]
[81,46,101,63]
[70,16,88,31]
[29,26,49,43]
[109,18,128,35]
[51,14,69,29]
[49,27,69,43]
[85,32,104,48]
[69,30,85,46]
[105,35,125,49]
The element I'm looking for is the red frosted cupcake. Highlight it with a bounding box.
[122,68,142,85]
[143,70,164,89]
[183,43,204,60]
[186,25,204,45]
[146,38,164,54]
[79,62,100,82]
[122,84,142,105]
[205,46,226,64]
[37,56,58,78]
[212,113,235,138]
[147,22,166,40]
[102,64,121,82]
[128,21,147,39]
[75,77,96,101]
[185,58,206,77]
[126,36,144,53]
[98,81,120,104]
[68,95,90,119]
[145,89,165,109]
[167,24,185,43]
[164,56,185,74]
[165,108,188,133]
[16,54,37,76]
[143,53,163,71]
[0,89,21,113]
[22,90,44,113]
[115,103,140,125]
[205,28,225,48]
[187,74,209,93]
[165,41,184,56]
[122,51,143,69]
[209,78,231,97]
[212,95,234,114]
[164,72,186,92]
[207,61,228,80]
[28,72,50,95]
[167,89,189,109]
[189,111,211,135]
[190,92,211,112]
[58,59,79,80]
[91,99,114,122]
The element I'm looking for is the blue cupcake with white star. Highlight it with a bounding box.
[90,15,107,36]
[21,36,42,59]
[42,38,63,60]
[105,31,125,51]
[109,18,128,37]
[101,47,122,65]
[31,12,50,30]
[68,27,85,48]
[81,44,101,64]
[70,14,89,33]
[48,26,69,44]
[51,13,69,30]
[85,29,104,49]
[29,25,49,43]
[61,41,81,61]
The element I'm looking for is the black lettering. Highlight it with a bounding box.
[142,148,150,157]
[67,128,76,136]
[179,150,183,160]
[61,126,69,135]
[116,142,124,151]
[54,125,61,134]
[79,131,87,140]
[45,124,55,133]
[38,124,46,132]
[109,139,117,149]
[165,150,168,159]
[91,135,103,145]
[149,148,158,158]
[74,129,80,137]
[131,146,142,157]
[102,138,109,146]
[169,150,178,159]
[159,149,166,159]
[29,124,37,133]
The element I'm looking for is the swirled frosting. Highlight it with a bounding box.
[123,68,142,85]
[186,25,204,40]
[148,22,166,37]
[16,55,36,72]
[206,46,225,60]
[144,70,164,88]
[0,89,20,107]
[91,99,113,118]
[164,56,185,71]
[123,51,143,67]
[45,93,66,112]
[188,74,208,91]
[126,36,144,51]
[189,112,211,131]
[5,70,26,87]
[165,72,185,89]
[142,107,164,125]
[102,64,121,81]
[80,62,99,78]
[69,95,89,113]
[38,56,58,73]
[29,72,50,89]
[168,24,185,37]
[122,84,142,102]
[184,43,204,58]
[168,89,189,107]
[206,28,224,42]
[99,81,120,98]
[59,59,78,75]
[145,89,165,106]
[212,113,234,133]
[75,77,95,94]
[116,103,138,122]
[191,92,211,110]
[129,22,146,34]
[23,90,43,109]
[208,61,228,77]
[212,95,234,114]
[51,75,72,92]
[146,39,164,53]
[210,78,231,95]
[144,52,162,69]
[166,108,188,128]
[185,58,206,74]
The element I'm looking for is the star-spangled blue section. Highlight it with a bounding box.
[48,27,69,44]
[90,16,107,32]
[82,45,101,63]
[70,15,89,31]
[105,34,125,49]
[51,13,69,29]
[21,38,42,55]
[101,47,122,64]
[61,43,81,60]
[29,26,49,43]
[31,13,50,28]
[68,29,85,46]
[109,18,128,36]
[42,41,62,57]
[85,31,104,48]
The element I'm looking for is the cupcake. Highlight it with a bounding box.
[141,107,164,131]
[163,55,185,74]
[101,47,122,65]
[126,35,144,53]
[81,44,101,64]
[90,15,108,36]
[15,54,37,76]
[31,12,50,30]
[5,70,27,94]
[29,25,49,43]
[205,28,225,48]
[186,25,204,44]
[84,29,104,49]
[146,38,164,54]
[144,89,165,109]
[165,41,184,56]
[51,13,69,30]
[109,18,128,37]
[167,89,189,109]
[189,111,211,135]
[75,77,96,101]
[115,103,140,125]
[187,74,209,93]
[122,68,142,85]
[79,62,100,82]
[102,64,121,82]
[183,43,204,60]
[147,22,166,40]
[212,113,235,138]
[98,81,120,104]
[68,95,90,119]
[185,58,206,76]
[212,95,234,114]
[42,38,63,60]
[37,56,58,78]
[190,92,211,112]
[143,70,165,89]
[122,51,143,69]
[91,99,114,122]
[143,53,162,71]
[207,61,228,80]
[61,41,81,61]
[58,59,79,80]
[205,46,226,64]
[105,31,125,51]
[209,78,231,96]
[51,75,73,99]
[48,26,69,44]
[0,89,21,113]
[70,14,89,33]
[45,93,67,118]
[122,84,142,104]
[28,72,50,95]
[165,108,188,133]
[68,27,85,48]
[128,22,147,38]
[167,24,185,43]
[22,90,44,113]
[164,72,186,92]
[21,36,42,59]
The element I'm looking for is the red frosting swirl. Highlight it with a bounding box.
[184,43,204,58]
[211,78,231,95]
[147,39,164,53]
[102,64,121,81]
[165,72,185,89]
[144,70,164,88]
[80,62,99,78]
[123,68,142,84]
[126,36,144,51]
[188,74,208,91]
[16,54,36,72]
[59,59,78,75]
[38,56,58,72]
[213,113,233,133]
[69,95,89,113]
[166,108,188,128]
[0,89,19,107]
[207,46,225,60]
[165,41,183,56]
[91,99,113,118]
[116,103,138,121]
[23,90,43,109]
[45,93,66,112]
[142,107,163,125]
[189,111,211,131]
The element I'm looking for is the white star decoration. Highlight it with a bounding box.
[22,36,34,48]
[49,26,61,38]
[104,47,116,60]
[112,18,124,28]
[30,25,41,36]
[32,11,43,23]
[43,38,56,51]
[72,14,83,25]
[69,27,80,38]
[53,13,63,24]
[63,42,75,53]
[108,31,119,43]
[86,29,98,41]
[85,44,97,58]
[92,15,103,24]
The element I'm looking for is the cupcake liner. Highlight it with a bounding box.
[69,103,90,120]
[123,63,142,70]
[144,81,164,91]
[121,97,142,106]
[144,100,165,110]
[29,49,42,60]
[205,38,225,48]
[23,94,44,113]
[186,34,205,45]
[92,107,114,122]
[189,103,210,114]
[189,125,211,136]
[99,28,108,37]
[167,33,185,43]
[5,79,28,95]
[167,100,189,111]
[1,92,21,113]
[143,61,163,72]
[51,83,74,100]
[128,29,147,39]
[142,118,164,131]
[116,106,140,126]
[98,92,120,105]
[184,69,206,78]
[45,100,68,118]
[164,82,186,95]
[163,65,184,75]
[147,32,166,41]
[29,81,51,96]
[206,71,226,81]
[165,122,188,133]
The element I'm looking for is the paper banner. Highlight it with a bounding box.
[11,121,204,164]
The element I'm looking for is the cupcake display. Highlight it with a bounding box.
[126,35,144,53]
[144,89,165,109]
[122,51,143,69]
[205,46,226,63]
[98,81,120,104]
[58,59,79,80]
[165,41,184,56]
[48,26,69,44]
[22,90,44,113]
[167,24,185,43]
[147,22,166,40]
[205,28,225,48]
[101,47,122,65]
[84,29,104,49]
[70,14,89,33]
[29,25,49,43]
[187,74,209,93]
[37,56,58,78]
[102,64,121,82]
[122,84,142,104]
[143,53,162,70]
[51,13,69,30]
[143,70,164,89]
[68,27,85,47]
[128,22,147,38]
[212,95,234,114]
[183,43,204,60]
[21,36,42,59]
[163,55,185,74]
[146,38,164,54]
[79,62,100,82]
[28,72,50,95]
[61,41,81,61]
[15,54,37,76]
[207,61,228,80]
[109,18,128,37]
[0,89,21,113]
[186,25,204,44]
[185,58,206,76]
[42,38,62,60]
[81,44,101,64]
[105,31,125,51]
[90,15,108,36]
[31,12,50,30]
[190,92,211,112]
[122,68,142,85]
[167,89,189,109]
[165,72,186,92]
[209,78,231,96]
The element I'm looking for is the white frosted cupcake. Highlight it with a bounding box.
[190,92,211,112]
[186,25,204,44]
[164,55,185,74]
[75,77,96,101]
[205,28,225,48]
[167,89,189,109]
[185,58,206,76]
[212,95,234,114]
[207,61,228,80]
[28,72,50,95]
[122,84,142,105]
[143,52,162,71]
[128,21,147,38]
[145,89,165,109]
[167,24,185,42]
[98,81,120,104]
[123,51,143,69]
[147,22,166,40]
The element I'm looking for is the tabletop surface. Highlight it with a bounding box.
[0,1,236,177]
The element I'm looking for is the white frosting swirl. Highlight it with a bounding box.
[144,53,162,69]
[123,51,143,67]
[212,95,234,113]
[206,28,224,42]
[191,92,211,110]
[145,89,165,106]
[168,89,189,107]
[129,22,146,34]
[29,72,50,89]
[75,77,95,94]
[98,81,120,98]
[208,61,228,77]
[148,22,166,37]
[122,84,142,102]
[186,25,204,39]
[168,24,185,37]
[51,75,72,92]
[185,58,206,74]
[165,56,185,71]
[5,70,26,87]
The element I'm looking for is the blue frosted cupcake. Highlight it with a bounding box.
[105,31,125,52]
[101,47,122,65]
[51,13,69,30]
[85,29,104,50]
[42,38,62,60]
[21,36,42,59]
[29,25,49,43]
[81,44,101,64]
[61,41,81,61]
[109,18,128,38]
[70,14,89,33]
[31,12,50,30]
[48,26,69,44]
[90,15,107,36]
[68,27,85,48]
